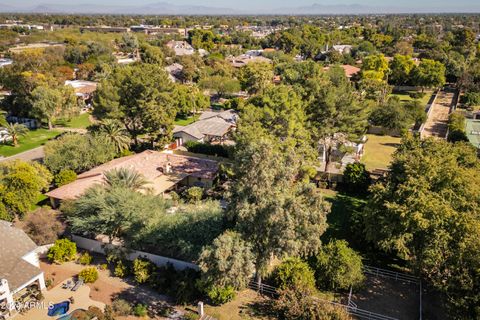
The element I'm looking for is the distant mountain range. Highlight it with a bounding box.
[0,2,479,15]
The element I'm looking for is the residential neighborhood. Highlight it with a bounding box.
[0,4,479,320]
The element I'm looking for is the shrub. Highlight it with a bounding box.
[133,257,154,284]
[311,240,365,291]
[87,306,105,320]
[114,260,129,278]
[343,162,371,195]
[185,186,203,203]
[409,91,426,99]
[79,267,99,283]
[462,91,480,106]
[78,252,93,265]
[54,169,77,187]
[104,305,114,320]
[99,264,108,270]
[206,285,236,305]
[47,239,77,263]
[271,257,316,291]
[22,208,65,245]
[133,304,148,317]
[112,299,132,316]
[275,288,352,320]
[184,141,233,158]
[447,111,468,143]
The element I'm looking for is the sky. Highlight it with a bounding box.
[5,0,480,11]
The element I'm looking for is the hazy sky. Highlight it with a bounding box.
[7,0,480,10]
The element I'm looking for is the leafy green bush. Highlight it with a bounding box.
[271,257,316,291]
[79,267,99,283]
[47,239,77,263]
[462,91,480,106]
[133,257,154,284]
[78,252,93,265]
[206,285,236,305]
[185,186,203,203]
[54,169,77,187]
[133,304,148,317]
[447,111,468,143]
[409,91,426,99]
[184,141,233,158]
[112,298,132,316]
[114,260,129,278]
[310,240,365,291]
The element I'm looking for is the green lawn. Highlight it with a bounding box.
[0,129,61,157]
[174,115,198,126]
[55,113,92,129]
[389,90,432,106]
[362,134,402,170]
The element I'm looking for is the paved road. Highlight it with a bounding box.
[0,146,45,162]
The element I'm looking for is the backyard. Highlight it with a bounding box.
[362,134,402,170]
[389,90,433,107]
[0,129,61,157]
[55,113,93,129]
[174,115,198,126]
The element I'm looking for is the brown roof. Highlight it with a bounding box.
[324,64,360,78]
[0,221,42,291]
[46,151,219,201]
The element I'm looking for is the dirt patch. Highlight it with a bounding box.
[349,275,420,320]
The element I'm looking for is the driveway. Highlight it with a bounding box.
[0,146,45,163]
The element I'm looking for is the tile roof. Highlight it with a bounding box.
[46,151,219,201]
[0,221,42,291]
[173,116,235,139]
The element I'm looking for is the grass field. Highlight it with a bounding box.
[362,134,402,170]
[55,113,92,129]
[0,129,61,157]
[389,90,432,107]
[174,115,198,126]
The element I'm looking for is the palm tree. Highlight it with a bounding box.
[99,119,131,154]
[6,123,29,146]
[104,167,150,191]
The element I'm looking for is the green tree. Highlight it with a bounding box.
[412,59,446,91]
[67,185,168,244]
[97,119,131,154]
[361,53,389,79]
[230,139,330,283]
[389,54,415,86]
[308,68,369,171]
[0,160,52,219]
[239,62,274,95]
[343,162,371,195]
[199,75,241,98]
[310,240,365,291]
[44,133,116,174]
[199,230,255,290]
[174,85,209,117]
[362,136,480,317]
[272,257,316,291]
[5,123,28,146]
[93,64,176,146]
[31,85,78,130]
[47,238,77,263]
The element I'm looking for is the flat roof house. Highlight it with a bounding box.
[46,151,219,206]
[0,221,46,318]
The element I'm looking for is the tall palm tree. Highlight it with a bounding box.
[104,168,150,191]
[99,119,131,154]
[6,123,29,146]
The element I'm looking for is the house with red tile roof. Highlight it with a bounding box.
[46,151,219,207]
